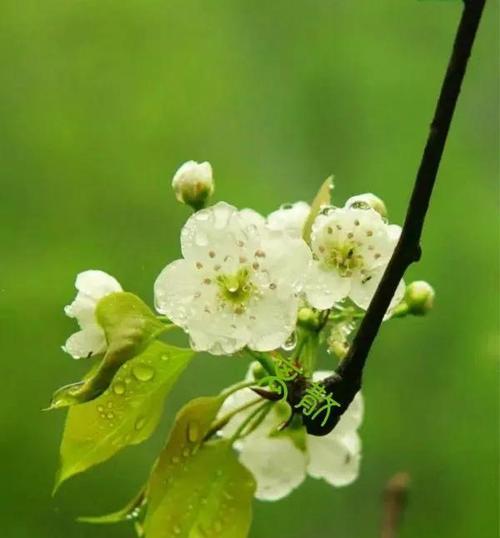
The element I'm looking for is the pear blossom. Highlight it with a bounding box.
[63,270,122,359]
[305,201,405,311]
[154,202,311,355]
[172,160,214,209]
[218,368,363,501]
[267,201,310,238]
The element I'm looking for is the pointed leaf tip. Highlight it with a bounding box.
[302,175,334,243]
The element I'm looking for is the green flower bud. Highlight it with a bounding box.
[404,280,435,315]
[297,307,321,330]
[345,192,387,218]
[250,361,266,381]
[172,160,214,211]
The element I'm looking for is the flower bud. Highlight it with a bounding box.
[345,193,387,218]
[297,307,321,330]
[172,160,214,210]
[404,280,435,315]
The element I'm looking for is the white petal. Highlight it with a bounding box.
[63,326,107,359]
[180,202,248,262]
[307,430,361,487]
[350,267,404,311]
[258,231,312,292]
[239,436,307,501]
[74,270,122,300]
[153,259,201,318]
[247,291,299,351]
[64,293,97,326]
[304,262,350,310]
[267,202,310,238]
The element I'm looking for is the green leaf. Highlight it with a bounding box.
[144,396,256,538]
[78,486,146,524]
[302,176,334,243]
[49,292,167,409]
[54,341,194,491]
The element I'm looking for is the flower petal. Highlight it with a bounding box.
[239,436,307,501]
[350,267,404,311]
[267,202,310,238]
[306,430,361,487]
[74,270,122,300]
[63,326,107,359]
[304,262,350,310]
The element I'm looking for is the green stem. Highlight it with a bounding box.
[205,397,262,440]
[229,401,271,444]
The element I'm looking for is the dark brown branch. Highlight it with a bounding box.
[304,0,486,435]
[380,473,411,538]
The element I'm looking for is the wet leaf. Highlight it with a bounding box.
[302,176,334,243]
[78,486,146,524]
[50,292,166,409]
[54,341,194,490]
[144,396,256,538]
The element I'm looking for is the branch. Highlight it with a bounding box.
[304,0,486,435]
[380,472,411,538]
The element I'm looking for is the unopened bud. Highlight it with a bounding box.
[250,362,266,381]
[345,193,387,218]
[404,280,435,315]
[297,307,321,330]
[172,160,214,210]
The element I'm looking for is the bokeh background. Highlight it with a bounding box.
[1,1,498,537]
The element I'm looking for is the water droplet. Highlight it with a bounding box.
[132,363,155,382]
[135,416,146,430]
[125,376,132,384]
[187,421,200,442]
[182,448,191,458]
[281,331,297,351]
[107,412,115,420]
[161,353,170,361]
[280,203,293,210]
[171,456,181,464]
[113,381,126,395]
[97,405,104,413]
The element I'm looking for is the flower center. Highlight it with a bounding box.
[320,241,363,277]
[216,266,256,313]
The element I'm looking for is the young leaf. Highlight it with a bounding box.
[302,176,334,243]
[54,341,194,491]
[49,292,167,409]
[145,397,255,538]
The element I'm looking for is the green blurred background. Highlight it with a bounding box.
[0,0,498,537]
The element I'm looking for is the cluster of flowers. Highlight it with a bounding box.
[62,160,434,501]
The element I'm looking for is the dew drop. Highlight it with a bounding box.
[97,405,104,413]
[112,381,126,395]
[161,353,170,361]
[171,456,181,464]
[132,363,155,382]
[107,412,115,420]
[281,331,297,351]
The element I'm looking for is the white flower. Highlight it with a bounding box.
[63,270,122,359]
[305,201,404,310]
[218,369,363,501]
[267,202,310,238]
[172,160,214,208]
[154,202,311,355]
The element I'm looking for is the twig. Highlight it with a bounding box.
[380,472,411,538]
[304,0,486,435]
